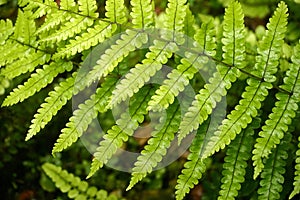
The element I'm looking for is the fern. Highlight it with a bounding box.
[88,86,154,178]
[178,0,245,144]
[252,41,300,178]
[127,102,181,190]
[257,133,291,200]
[2,0,300,199]
[26,73,76,141]
[200,1,288,159]
[218,118,259,200]
[2,60,72,106]
[42,162,122,199]
[52,76,118,154]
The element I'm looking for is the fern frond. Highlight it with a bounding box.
[162,0,187,40]
[19,0,57,19]
[35,0,78,36]
[105,0,127,24]
[183,5,195,38]
[13,10,36,45]
[53,21,116,59]
[110,39,177,107]
[175,120,210,200]
[201,1,288,159]
[40,15,94,44]
[42,162,119,199]
[2,60,73,107]
[1,51,51,79]
[26,73,76,141]
[78,0,99,18]
[252,43,300,178]
[130,0,154,29]
[52,77,119,154]
[218,118,259,200]
[178,1,245,144]
[0,19,14,45]
[147,19,216,112]
[88,86,154,178]
[86,29,148,88]
[127,102,181,190]
[290,136,300,199]
[257,133,291,200]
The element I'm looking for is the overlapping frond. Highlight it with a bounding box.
[178,1,245,144]
[201,1,288,159]
[290,136,300,199]
[127,102,181,190]
[147,18,216,112]
[52,77,119,154]
[42,162,120,199]
[26,73,76,141]
[105,0,127,24]
[252,41,300,178]
[88,86,154,178]
[257,133,291,200]
[2,61,73,106]
[218,118,259,200]
[175,119,210,200]
[18,0,57,19]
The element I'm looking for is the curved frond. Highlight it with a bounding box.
[52,77,119,154]
[257,133,291,200]
[110,39,177,107]
[2,60,73,107]
[175,120,210,200]
[147,18,216,112]
[178,1,245,144]
[252,43,300,178]
[53,21,116,59]
[1,51,51,79]
[86,29,149,88]
[87,86,154,178]
[218,118,259,200]
[201,2,288,159]
[19,0,57,19]
[26,73,76,141]
[127,102,181,190]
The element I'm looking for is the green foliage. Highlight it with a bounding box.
[42,162,122,200]
[1,0,300,199]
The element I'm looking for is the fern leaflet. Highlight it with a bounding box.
[127,102,181,190]
[52,76,118,154]
[200,1,288,159]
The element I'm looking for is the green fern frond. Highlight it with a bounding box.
[218,118,259,200]
[88,86,154,178]
[1,51,51,79]
[42,162,120,199]
[110,39,177,107]
[201,1,288,159]
[130,0,154,29]
[35,0,78,36]
[147,18,216,112]
[175,120,210,200]
[290,136,300,199]
[0,41,28,67]
[53,21,116,59]
[19,0,57,19]
[178,1,245,144]
[13,10,36,44]
[26,73,76,141]
[78,0,99,18]
[52,76,119,154]
[252,42,300,179]
[0,19,14,45]
[2,60,73,107]
[127,102,181,190]
[257,133,291,200]
[105,0,127,24]
[86,29,148,89]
